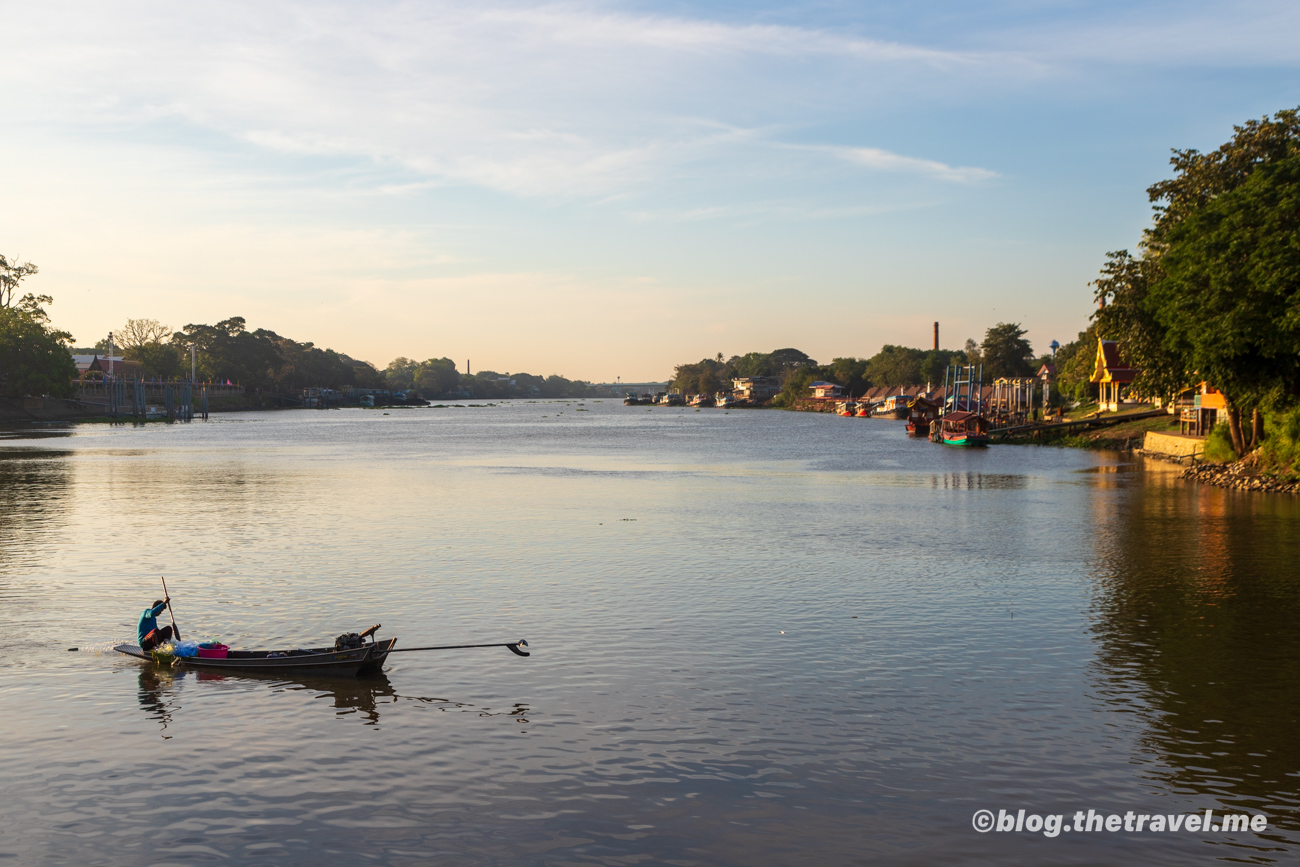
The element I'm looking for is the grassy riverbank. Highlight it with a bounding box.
[1054,414,1181,449]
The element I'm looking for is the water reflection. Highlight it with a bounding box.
[929,472,1029,490]
[133,664,530,729]
[0,450,71,578]
[137,666,182,738]
[1090,464,1300,827]
[275,673,400,726]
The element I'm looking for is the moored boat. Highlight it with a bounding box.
[715,393,736,408]
[881,394,911,419]
[938,411,990,446]
[905,396,940,436]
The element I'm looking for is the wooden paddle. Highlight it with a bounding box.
[160,576,181,641]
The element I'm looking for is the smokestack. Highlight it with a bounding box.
[933,322,939,351]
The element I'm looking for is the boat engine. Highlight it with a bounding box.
[334,632,365,650]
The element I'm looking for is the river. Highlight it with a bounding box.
[1,400,1297,865]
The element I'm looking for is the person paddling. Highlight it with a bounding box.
[138,598,174,651]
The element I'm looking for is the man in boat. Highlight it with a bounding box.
[138,598,174,651]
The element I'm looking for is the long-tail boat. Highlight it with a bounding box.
[116,637,397,676]
[115,626,530,677]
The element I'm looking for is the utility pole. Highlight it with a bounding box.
[108,332,115,379]
[190,343,196,382]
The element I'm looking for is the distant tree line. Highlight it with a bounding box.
[668,324,1043,406]
[384,358,599,399]
[72,317,604,399]
[1,258,603,401]
[71,316,388,393]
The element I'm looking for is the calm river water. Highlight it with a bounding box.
[1,401,1298,865]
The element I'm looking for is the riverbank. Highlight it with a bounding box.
[1178,459,1300,494]
[1053,415,1181,449]
[0,393,287,425]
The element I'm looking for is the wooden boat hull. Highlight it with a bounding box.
[942,435,990,447]
[115,637,396,676]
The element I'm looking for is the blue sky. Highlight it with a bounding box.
[3,0,1297,381]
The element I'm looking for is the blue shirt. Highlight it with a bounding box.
[138,603,168,642]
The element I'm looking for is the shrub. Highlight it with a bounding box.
[1257,406,1300,480]
[1202,422,1238,463]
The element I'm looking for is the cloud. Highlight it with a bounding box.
[2,0,999,202]
[817,146,999,184]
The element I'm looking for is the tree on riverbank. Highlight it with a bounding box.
[668,344,975,406]
[978,323,1034,379]
[171,317,384,392]
[671,348,817,396]
[1052,323,1101,403]
[0,255,40,310]
[1093,107,1300,455]
[0,282,76,399]
[383,357,597,398]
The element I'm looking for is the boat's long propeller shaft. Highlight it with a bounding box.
[389,639,530,657]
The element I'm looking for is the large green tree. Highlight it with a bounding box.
[1097,108,1300,454]
[826,357,869,396]
[385,358,419,390]
[1152,152,1300,452]
[131,341,184,379]
[979,322,1034,379]
[0,294,76,399]
[866,345,924,386]
[671,355,727,394]
[1091,251,1189,400]
[413,358,461,396]
[1053,323,1101,404]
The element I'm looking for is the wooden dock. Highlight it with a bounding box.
[989,408,1168,441]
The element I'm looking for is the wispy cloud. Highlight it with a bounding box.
[2,0,1000,202]
[813,146,998,184]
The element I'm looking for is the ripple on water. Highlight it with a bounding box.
[0,405,1296,865]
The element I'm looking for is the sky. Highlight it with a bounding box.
[2,0,1298,382]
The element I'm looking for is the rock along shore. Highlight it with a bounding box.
[1179,461,1300,495]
